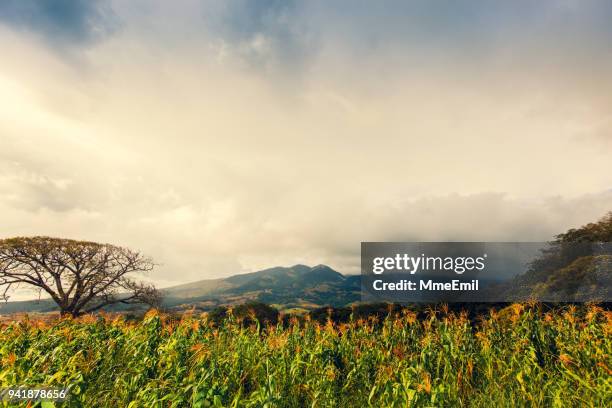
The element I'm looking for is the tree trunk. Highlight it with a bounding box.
[60,308,80,318]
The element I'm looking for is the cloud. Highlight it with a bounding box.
[200,0,612,74]
[0,0,117,47]
[0,2,611,292]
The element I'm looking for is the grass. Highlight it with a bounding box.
[0,304,610,407]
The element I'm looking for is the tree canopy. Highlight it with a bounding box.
[0,237,161,316]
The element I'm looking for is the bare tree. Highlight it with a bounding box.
[0,237,162,317]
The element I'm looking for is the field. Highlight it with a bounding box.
[0,304,610,407]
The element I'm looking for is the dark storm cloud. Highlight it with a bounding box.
[204,0,311,71]
[0,0,117,46]
[216,0,295,39]
[210,0,612,68]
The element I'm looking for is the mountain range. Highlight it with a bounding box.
[0,264,361,314]
[162,264,361,312]
[3,210,610,315]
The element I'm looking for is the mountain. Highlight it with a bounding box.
[5,213,609,316]
[0,264,359,315]
[161,264,360,312]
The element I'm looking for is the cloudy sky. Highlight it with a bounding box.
[1,1,611,294]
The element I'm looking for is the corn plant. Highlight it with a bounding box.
[0,304,610,407]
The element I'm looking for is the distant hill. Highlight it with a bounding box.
[0,264,360,315]
[161,264,360,312]
[3,212,609,315]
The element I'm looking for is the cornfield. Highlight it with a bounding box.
[0,304,610,407]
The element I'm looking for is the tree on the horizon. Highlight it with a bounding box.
[556,211,612,242]
[0,237,161,317]
[526,211,612,281]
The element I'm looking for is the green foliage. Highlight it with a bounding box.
[556,212,612,243]
[507,212,612,301]
[0,305,610,407]
[528,212,612,280]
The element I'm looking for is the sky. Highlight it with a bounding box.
[1,1,611,297]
